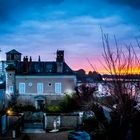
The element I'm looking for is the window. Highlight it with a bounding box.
[37,83,43,94]
[28,82,32,87]
[19,83,25,94]
[55,83,61,94]
[9,86,13,93]
[35,64,41,73]
[46,64,52,73]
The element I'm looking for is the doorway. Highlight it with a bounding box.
[37,100,44,110]
[35,96,45,110]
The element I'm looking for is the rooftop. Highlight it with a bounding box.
[6,49,21,55]
[7,61,75,76]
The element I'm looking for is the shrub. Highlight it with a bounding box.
[60,93,79,113]
[12,105,36,113]
[82,116,99,132]
[44,105,62,113]
[96,96,115,107]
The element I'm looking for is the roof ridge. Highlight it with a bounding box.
[6,49,21,54]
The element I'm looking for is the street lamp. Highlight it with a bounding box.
[7,109,12,116]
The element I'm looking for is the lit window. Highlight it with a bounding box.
[37,83,43,94]
[9,86,13,93]
[55,83,61,94]
[19,83,25,94]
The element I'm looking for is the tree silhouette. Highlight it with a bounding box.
[101,30,140,140]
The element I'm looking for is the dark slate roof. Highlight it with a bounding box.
[6,49,21,54]
[15,61,75,75]
[6,64,16,71]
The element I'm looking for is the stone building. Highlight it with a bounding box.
[5,49,76,108]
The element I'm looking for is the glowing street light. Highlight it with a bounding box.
[7,109,12,116]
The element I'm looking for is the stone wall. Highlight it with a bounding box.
[16,94,64,106]
[61,115,78,129]
[16,76,76,94]
[45,113,79,130]
[45,115,60,129]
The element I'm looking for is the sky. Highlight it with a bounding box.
[0,0,140,73]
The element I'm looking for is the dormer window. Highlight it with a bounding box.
[46,64,52,73]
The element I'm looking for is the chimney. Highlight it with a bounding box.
[23,56,26,61]
[38,55,41,62]
[23,56,29,73]
[29,56,32,72]
[56,50,64,62]
[25,56,28,62]
[29,56,32,62]
[56,50,64,73]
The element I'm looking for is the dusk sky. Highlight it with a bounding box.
[0,0,140,73]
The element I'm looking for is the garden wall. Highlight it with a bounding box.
[45,113,79,130]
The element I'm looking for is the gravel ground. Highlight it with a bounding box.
[16,131,69,140]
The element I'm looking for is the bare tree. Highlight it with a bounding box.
[101,30,140,140]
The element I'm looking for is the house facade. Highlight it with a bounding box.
[0,82,6,110]
[5,49,76,108]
